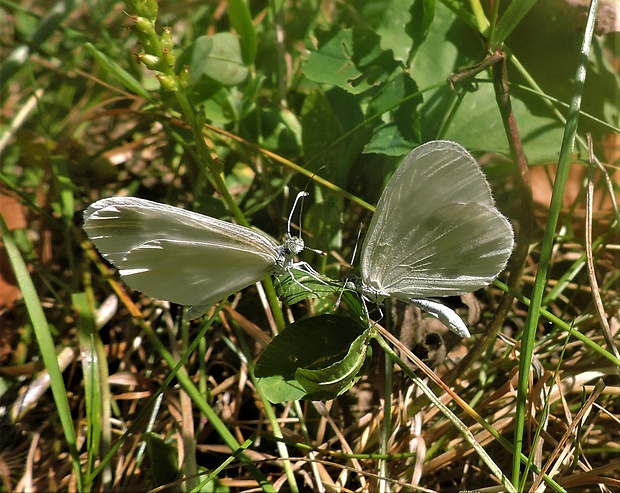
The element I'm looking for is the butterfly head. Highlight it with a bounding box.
[274,236,305,273]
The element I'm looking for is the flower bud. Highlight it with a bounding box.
[132,16,156,36]
[161,48,175,68]
[179,65,191,89]
[156,73,178,92]
[162,26,174,51]
[142,0,158,19]
[138,53,160,70]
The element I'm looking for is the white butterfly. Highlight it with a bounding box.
[83,194,316,319]
[356,140,514,338]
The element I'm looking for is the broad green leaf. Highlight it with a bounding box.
[255,315,368,403]
[227,0,257,64]
[409,0,437,52]
[303,29,363,93]
[409,2,573,163]
[409,1,481,144]
[364,124,420,156]
[409,1,481,101]
[303,28,389,94]
[301,88,347,185]
[274,269,339,305]
[192,85,239,123]
[367,72,422,119]
[303,199,344,279]
[294,328,371,396]
[144,432,179,488]
[239,107,302,153]
[440,0,487,33]
[178,33,248,86]
[364,72,423,155]
[316,88,371,175]
[442,82,565,164]
[506,6,619,137]
[376,0,414,63]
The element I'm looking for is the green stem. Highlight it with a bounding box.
[235,325,299,492]
[511,0,599,488]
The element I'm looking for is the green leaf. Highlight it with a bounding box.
[410,0,436,51]
[307,88,370,178]
[178,33,249,86]
[241,107,302,153]
[364,123,419,155]
[506,7,619,139]
[144,432,179,488]
[303,29,362,92]
[409,1,481,100]
[376,0,414,63]
[409,2,568,163]
[255,315,369,403]
[274,269,339,305]
[303,28,388,94]
[294,327,371,397]
[227,0,257,64]
[440,0,486,33]
[303,199,344,276]
[442,83,565,164]
[301,88,347,184]
[364,72,423,155]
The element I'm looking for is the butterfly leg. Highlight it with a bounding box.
[291,261,329,287]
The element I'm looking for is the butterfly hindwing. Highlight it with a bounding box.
[372,202,513,298]
[117,239,277,307]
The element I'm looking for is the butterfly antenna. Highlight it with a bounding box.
[349,223,364,266]
[287,191,308,239]
[287,191,326,257]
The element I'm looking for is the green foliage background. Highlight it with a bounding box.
[1,0,619,491]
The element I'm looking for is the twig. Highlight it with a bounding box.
[584,134,620,377]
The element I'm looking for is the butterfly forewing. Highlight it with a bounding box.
[84,197,279,264]
[84,197,282,307]
[360,140,514,299]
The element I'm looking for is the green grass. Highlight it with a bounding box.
[1,0,619,491]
